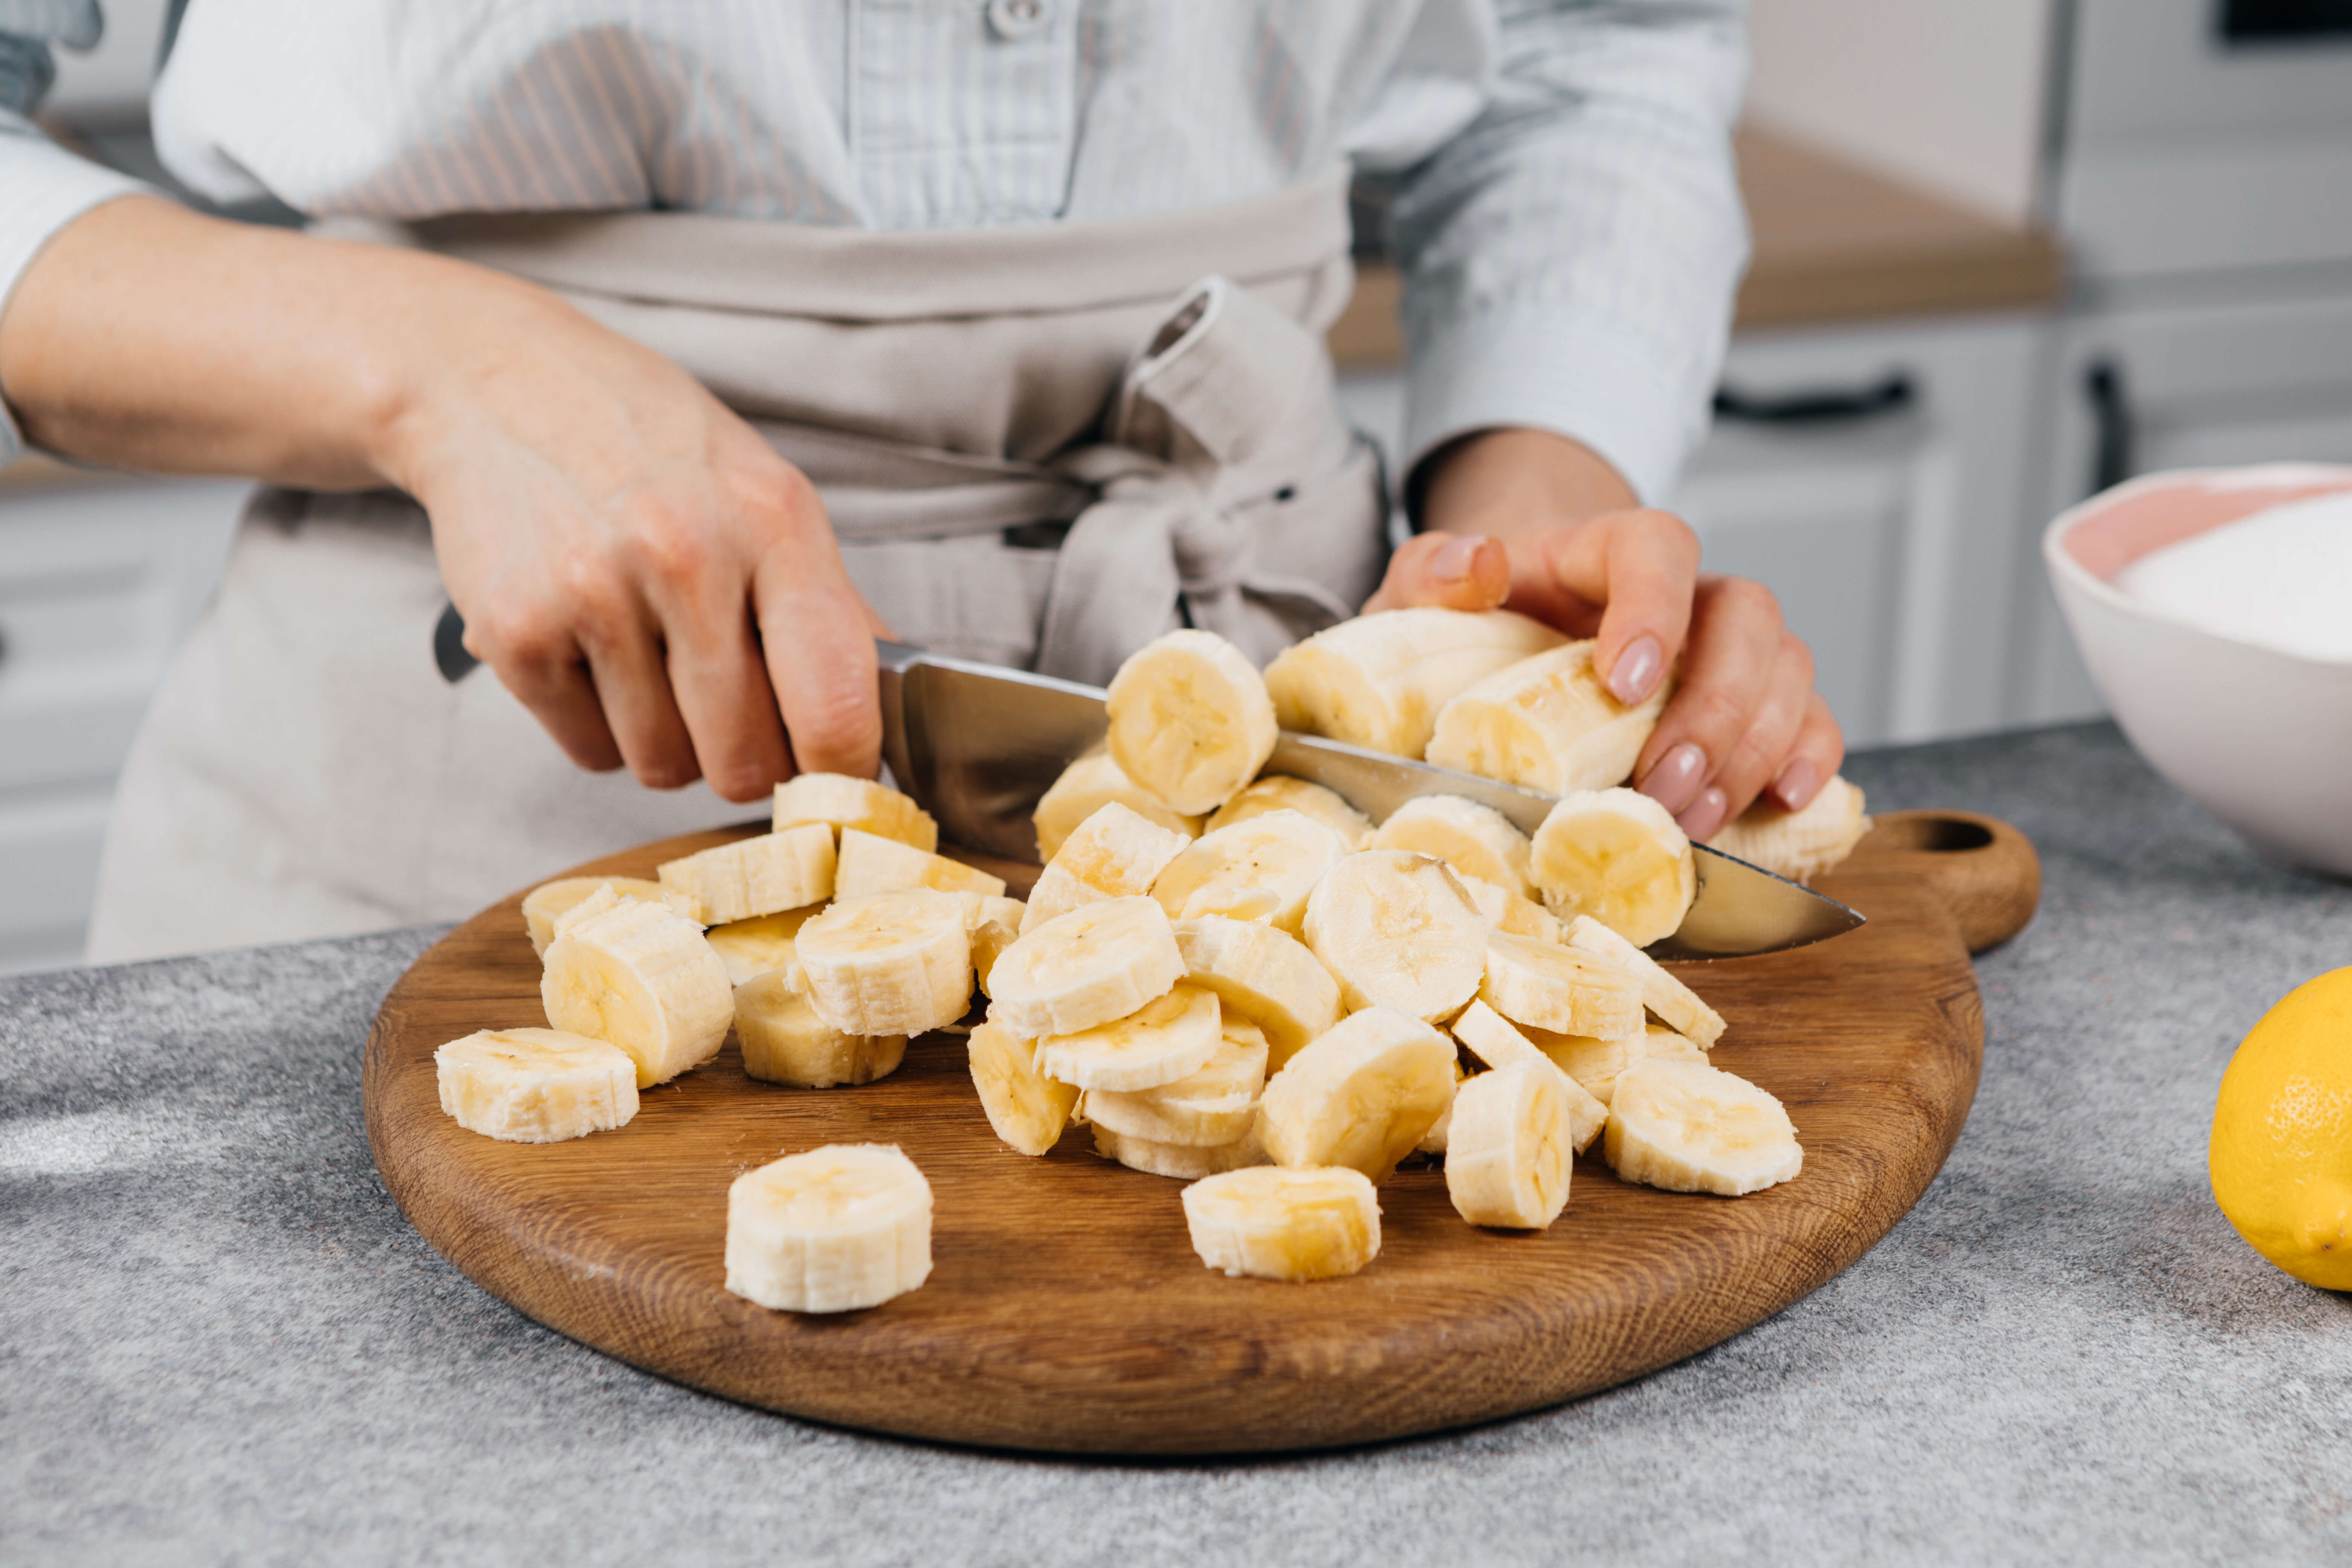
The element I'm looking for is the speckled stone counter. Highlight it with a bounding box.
[6,721,2349,1566]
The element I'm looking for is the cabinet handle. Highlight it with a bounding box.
[1711,373,1913,425]
[2084,358,2135,495]
[434,602,480,683]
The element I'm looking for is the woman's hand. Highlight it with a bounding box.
[1365,427,1842,842]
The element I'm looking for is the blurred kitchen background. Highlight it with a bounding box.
[5,0,2351,972]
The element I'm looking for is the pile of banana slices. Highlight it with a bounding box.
[430,608,1871,1313]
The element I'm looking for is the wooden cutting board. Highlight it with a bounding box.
[363,811,2035,1455]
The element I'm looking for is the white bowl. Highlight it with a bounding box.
[2044,464,2352,879]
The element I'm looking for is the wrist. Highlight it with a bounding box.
[1412,426,1638,540]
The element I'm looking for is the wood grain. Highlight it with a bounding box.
[1861,809,2042,956]
[365,824,1994,1455]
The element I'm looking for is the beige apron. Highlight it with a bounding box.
[86,169,1389,962]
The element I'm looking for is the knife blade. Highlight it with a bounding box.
[875,640,1863,960]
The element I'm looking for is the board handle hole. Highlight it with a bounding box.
[1870,815,1993,854]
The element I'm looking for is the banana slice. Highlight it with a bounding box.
[1480,930,1644,1039]
[724,1143,933,1313]
[1301,850,1489,1023]
[1023,801,1194,933]
[434,1028,639,1143]
[541,897,734,1088]
[1605,1057,1804,1196]
[1206,776,1374,849]
[1081,1015,1269,1146]
[1529,787,1695,948]
[961,893,1027,997]
[1457,875,1569,944]
[1264,607,1567,759]
[1105,629,1279,815]
[1171,914,1344,1070]
[1254,1004,1456,1183]
[773,772,938,852]
[1034,982,1222,1092]
[967,1018,1080,1156]
[1151,809,1346,936]
[1707,774,1871,886]
[986,895,1184,1039]
[1445,1058,1575,1228]
[521,876,665,958]
[1563,913,1725,1047]
[1449,999,1607,1153]
[1425,640,1674,794]
[658,823,837,926]
[1092,1124,1270,1180]
[1032,750,1204,864]
[835,828,1007,899]
[1416,1055,1471,1155]
[735,973,908,1088]
[1369,794,1533,898]
[1181,1165,1381,1281]
[1532,1020,1706,1106]
[793,890,973,1038]
[704,905,821,988]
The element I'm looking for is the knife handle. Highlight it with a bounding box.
[1856,810,2041,955]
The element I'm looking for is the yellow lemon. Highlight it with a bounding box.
[2210,966,2352,1290]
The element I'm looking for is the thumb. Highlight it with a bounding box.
[1362,531,1511,614]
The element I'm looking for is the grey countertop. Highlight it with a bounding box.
[7,721,2350,1566]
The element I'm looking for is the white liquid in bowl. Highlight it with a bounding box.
[2112,490,2352,663]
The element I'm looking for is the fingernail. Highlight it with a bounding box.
[1677,787,1730,844]
[1772,758,1819,812]
[1431,533,1486,583]
[1608,635,1662,704]
[1639,742,1707,814]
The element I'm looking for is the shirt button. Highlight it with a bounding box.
[987,0,1050,40]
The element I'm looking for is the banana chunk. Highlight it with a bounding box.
[735,974,908,1088]
[1529,788,1695,948]
[1093,1124,1270,1180]
[1533,1021,1706,1106]
[1302,850,1489,1023]
[1265,607,1567,759]
[794,890,973,1038]
[1563,914,1725,1047]
[1206,775,1374,849]
[434,1028,639,1143]
[1425,640,1672,794]
[1480,930,1644,1039]
[1446,1057,1575,1229]
[1105,629,1279,815]
[658,823,837,926]
[1255,1005,1457,1183]
[967,1018,1080,1156]
[835,828,1007,899]
[541,897,734,1088]
[1151,809,1347,935]
[1182,1166,1381,1281]
[1450,999,1608,1153]
[1023,801,1194,933]
[725,1143,933,1313]
[1034,982,1222,1092]
[1172,915,1343,1070]
[1605,1057,1803,1196]
[1457,875,1569,944]
[521,876,665,958]
[704,905,821,988]
[1032,751,1204,864]
[1416,1055,1471,1155]
[1083,1015,1269,1147]
[987,896,1184,1039]
[1370,794,1533,898]
[1707,774,1871,886]
[960,893,1027,997]
[773,772,938,852]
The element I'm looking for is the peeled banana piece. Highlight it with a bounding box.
[1302,850,1489,1023]
[1207,775,1374,849]
[1369,794,1533,898]
[521,876,665,958]
[1445,1057,1574,1229]
[725,1143,933,1313]
[1604,1057,1803,1196]
[1529,787,1695,948]
[834,828,1006,899]
[1535,1021,1707,1106]
[793,889,973,1038]
[1449,999,1608,1153]
[434,1028,639,1143]
[1024,801,1193,933]
[541,896,734,1088]
[1264,607,1567,759]
[1255,1004,1457,1183]
[735,973,907,1088]
[1151,809,1346,934]
[1707,774,1871,886]
[1425,640,1671,795]
[1457,875,1569,944]
[1105,629,1279,815]
[1034,982,1222,1092]
[1182,1165,1381,1281]
[659,823,837,926]
[1564,914,1724,1047]
[961,893,1026,997]
[1416,1055,1469,1155]
[967,1018,1079,1156]
[704,905,820,988]
[1082,1015,1269,1147]
[773,771,938,852]
[986,896,1184,1039]
[1171,914,1343,1070]
[1032,750,1203,864]
[1094,1124,1270,1180]
[1480,931,1644,1040]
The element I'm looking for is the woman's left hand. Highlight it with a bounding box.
[1363,427,1843,843]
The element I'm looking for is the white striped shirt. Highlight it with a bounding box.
[0,0,1749,502]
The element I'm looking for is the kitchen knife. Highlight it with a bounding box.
[876,640,1863,960]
